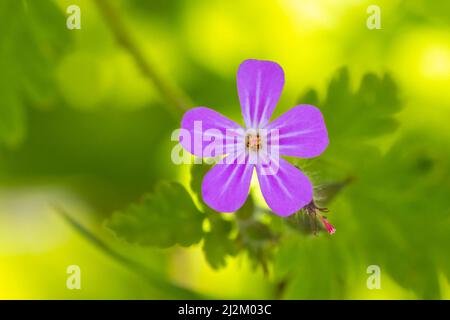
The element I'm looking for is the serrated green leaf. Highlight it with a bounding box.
[300,68,401,147]
[106,182,204,248]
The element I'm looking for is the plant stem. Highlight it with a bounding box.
[93,0,193,116]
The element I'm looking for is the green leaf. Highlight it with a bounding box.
[346,133,450,298]
[274,234,349,299]
[190,162,213,212]
[298,88,319,106]
[237,212,279,272]
[0,0,70,147]
[236,195,255,220]
[322,68,400,141]
[0,89,26,147]
[203,215,239,269]
[276,69,450,299]
[296,68,402,185]
[106,182,204,248]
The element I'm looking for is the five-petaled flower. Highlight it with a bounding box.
[180,59,329,218]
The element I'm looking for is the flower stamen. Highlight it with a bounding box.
[246,133,261,152]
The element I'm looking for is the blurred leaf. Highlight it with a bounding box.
[347,133,450,298]
[190,161,213,211]
[0,0,70,147]
[203,214,239,269]
[277,68,450,299]
[56,52,112,111]
[300,88,319,106]
[274,234,349,299]
[313,178,355,205]
[318,68,401,142]
[237,214,278,273]
[297,68,402,186]
[57,207,204,299]
[106,182,204,248]
[236,195,254,220]
[300,68,401,177]
[0,91,25,147]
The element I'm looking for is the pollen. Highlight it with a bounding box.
[246,134,261,151]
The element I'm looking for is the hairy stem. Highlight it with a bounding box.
[94,0,193,116]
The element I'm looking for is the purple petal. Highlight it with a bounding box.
[180,107,243,157]
[267,105,328,158]
[237,59,284,128]
[256,158,313,216]
[202,154,254,212]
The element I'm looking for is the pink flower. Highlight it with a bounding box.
[179,59,329,216]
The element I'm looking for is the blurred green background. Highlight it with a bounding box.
[0,0,449,299]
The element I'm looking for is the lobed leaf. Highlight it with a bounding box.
[106,182,204,248]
